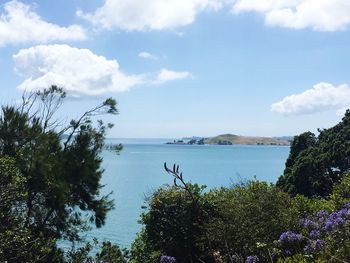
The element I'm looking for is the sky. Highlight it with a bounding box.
[0,0,350,138]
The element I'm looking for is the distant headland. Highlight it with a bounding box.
[166,134,292,146]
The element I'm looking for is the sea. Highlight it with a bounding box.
[78,138,290,249]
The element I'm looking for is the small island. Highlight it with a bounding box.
[166,138,205,145]
[166,134,291,146]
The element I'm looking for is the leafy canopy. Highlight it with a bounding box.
[0,86,118,262]
[277,109,350,197]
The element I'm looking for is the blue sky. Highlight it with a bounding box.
[0,0,350,138]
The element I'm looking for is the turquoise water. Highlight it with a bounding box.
[83,139,290,248]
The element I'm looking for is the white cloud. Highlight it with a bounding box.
[78,0,350,32]
[154,69,192,84]
[232,0,350,31]
[13,45,144,97]
[0,0,86,47]
[232,0,302,13]
[271,82,350,115]
[77,0,224,31]
[138,52,158,60]
[13,45,192,97]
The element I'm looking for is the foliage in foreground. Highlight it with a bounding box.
[131,168,298,262]
[0,86,118,262]
[66,240,128,263]
[131,184,214,262]
[131,164,217,262]
[273,173,350,262]
[132,164,350,263]
[206,181,300,262]
[277,109,350,198]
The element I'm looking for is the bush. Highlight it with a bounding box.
[131,183,214,263]
[274,203,350,262]
[132,178,310,262]
[273,174,350,262]
[206,181,300,262]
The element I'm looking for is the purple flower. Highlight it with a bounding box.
[160,255,176,263]
[316,211,328,222]
[337,209,347,217]
[302,218,312,228]
[279,231,303,243]
[246,255,259,263]
[316,210,328,218]
[309,229,320,239]
[325,220,334,231]
[303,239,326,255]
[304,244,312,255]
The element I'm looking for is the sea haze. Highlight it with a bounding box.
[85,138,290,248]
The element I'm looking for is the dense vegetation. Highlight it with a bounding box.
[131,169,350,262]
[1,87,350,262]
[277,110,350,197]
[0,87,125,262]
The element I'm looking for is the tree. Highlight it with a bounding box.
[95,241,129,263]
[131,164,215,263]
[277,110,350,197]
[0,156,64,262]
[0,86,118,260]
[206,181,299,262]
[66,240,128,263]
[132,184,212,263]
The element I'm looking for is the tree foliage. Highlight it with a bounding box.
[277,110,350,197]
[131,164,215,263]
[0,156,61,262]
[132,165,304,263]
[0,86,118,261]
[66,239,128,263]
[132,184,214,263]
[206,181,300,262]
[272,174,350,262]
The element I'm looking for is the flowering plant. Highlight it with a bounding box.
[160,255,176,263]
[276,202,350,260]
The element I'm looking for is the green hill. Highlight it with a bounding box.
[205,134,290,145]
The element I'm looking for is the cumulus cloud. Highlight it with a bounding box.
[271,82,350,115]
[77,0,224,31]
[78,0,350,32]
[13,45,192,97]
[154,69,192,84]
[0,0,86,47]
[138,52,158,60]
[13,45,144,97]
[232,0,350,31]
[232,0,302,13]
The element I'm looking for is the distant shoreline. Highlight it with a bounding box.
[166,134,292,146]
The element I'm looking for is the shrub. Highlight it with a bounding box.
[131,183,214,263]
[206,181,300,261]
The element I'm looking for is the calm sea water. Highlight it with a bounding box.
[81,139,290,248]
